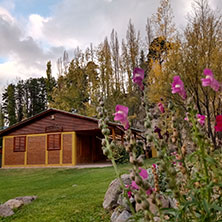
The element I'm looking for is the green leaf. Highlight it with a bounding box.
[205,156,217,165]
[203,199,210,214]
[210,204,222,212]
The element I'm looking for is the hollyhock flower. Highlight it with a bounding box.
[158,102,165,113]
[113,105,129,130]
[171,76,187,99]
[196,114,206,126]
[139,167,148,179]
[133,67,144,90]
[131,181,139,190]
[152,164,157,169]
[146,188,153,195]
[211,79,220,91]
[215,115,222,132]
[125,185,132,198]
[201,69,220,91]
[201,69,214,87]
[131,168,148,191]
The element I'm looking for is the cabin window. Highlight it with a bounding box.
[47,134,61,150]
[14,136,26,152]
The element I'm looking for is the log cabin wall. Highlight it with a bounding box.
[1,109,118,168]
[2,132,75,168]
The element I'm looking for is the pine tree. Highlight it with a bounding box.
[3,84,16,126]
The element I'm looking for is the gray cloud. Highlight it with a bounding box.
[42,0,159,47]
[1,0,222,99]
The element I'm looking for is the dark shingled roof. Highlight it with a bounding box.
[0,108,142,136]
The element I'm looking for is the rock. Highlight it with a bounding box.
[15,196,37,205]
[117,193,132,212]
[4,199,23,209]
[111,208,121,222]
[0,204,14,217]
[103,174,131,211]
[115,210,131,222]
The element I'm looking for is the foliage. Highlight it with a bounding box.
[2,77,48,126]
[111,142,129,164]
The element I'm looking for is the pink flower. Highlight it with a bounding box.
[211,79,220,91]
[133,67,144,90]
[201,69,220,91]
[171,76,186,99]
[158,102,165,113]
[139,168,148,179]
[196,114,206,126]
[131,181,139,190]
[215,115,222,132]
[131,168,148,191]
[146,188,153,195]
[201,69,214,87]
[125,185,132,198]
[152,164,157,169]
[113,105,129,130]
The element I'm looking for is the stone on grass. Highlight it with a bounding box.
[15,196,37,205]
[4,199,23,209]
[111,208,121,222]
[0,196,37,218]
[115,210,131,222]
[0,204,14,217]
[103,174,131,211]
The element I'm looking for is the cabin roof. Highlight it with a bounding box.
[0,108,142,136]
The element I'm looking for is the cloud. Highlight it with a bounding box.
[41,0,158,48]
[1,0,222,101]
[0,7,65,98]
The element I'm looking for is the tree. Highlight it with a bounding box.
[15,80,24,122]
[0,104,4,129]
[163,0,222,148]
[151,0,176,41]
[45,61,56,105]
[2,84,16,126]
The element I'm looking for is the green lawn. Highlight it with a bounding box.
[0,159,157,222]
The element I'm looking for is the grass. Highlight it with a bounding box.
[0,159,157,222]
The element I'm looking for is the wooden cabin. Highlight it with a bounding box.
[0,108,139,168]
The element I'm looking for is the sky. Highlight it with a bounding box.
[0,0,221,99]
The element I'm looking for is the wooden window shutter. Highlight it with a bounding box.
[47,134,61,150]
[14,136,26,152]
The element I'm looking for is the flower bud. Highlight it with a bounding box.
[109,142,115,150]
[135,176,142,186]
[98,111,103,118]
[137,155,144,166]
[103,148,110,156]
[135,193,142,203]
[102,128,110,135]
[101,139,106,146]
[141,200,149,210]
[104,117,109,124]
